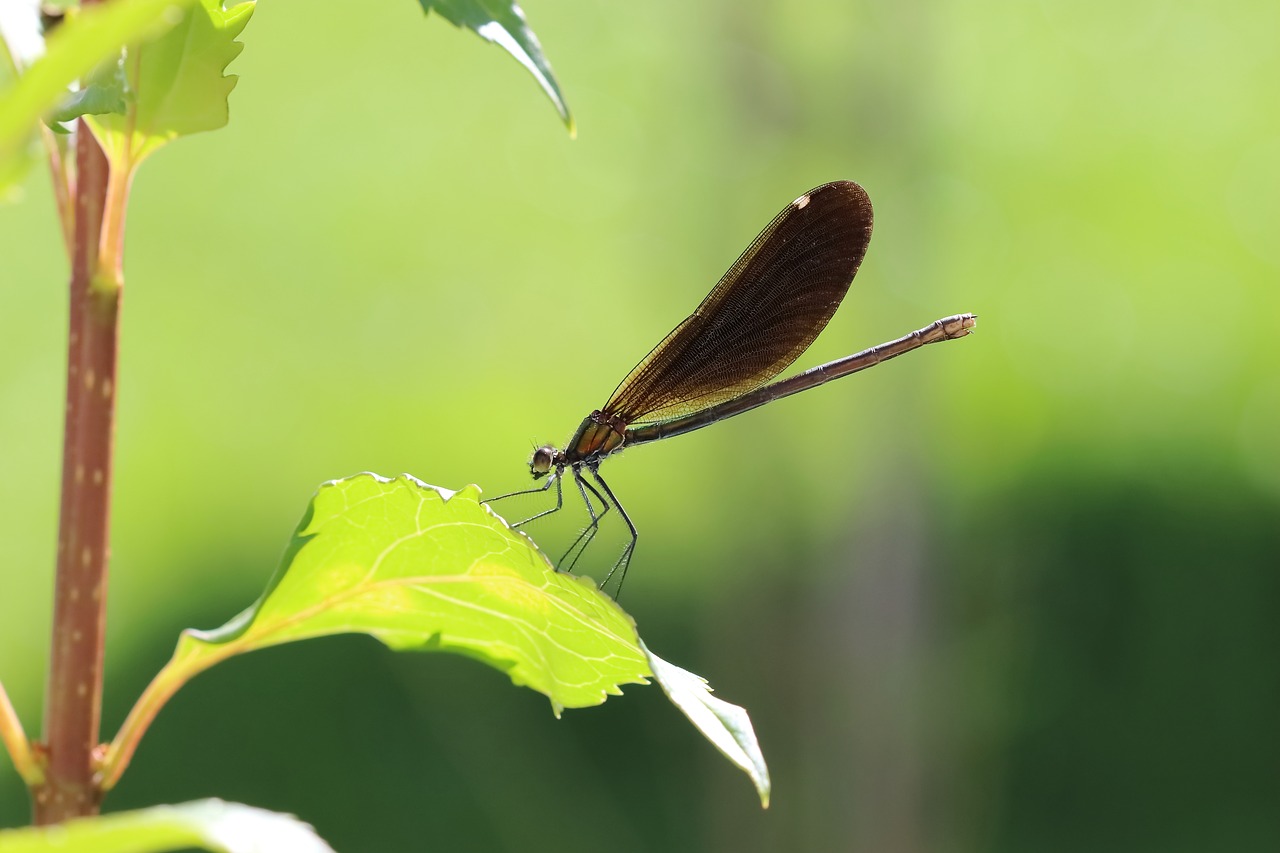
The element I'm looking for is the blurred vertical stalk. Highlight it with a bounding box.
[32,111,116,824]
[0,681,40,786]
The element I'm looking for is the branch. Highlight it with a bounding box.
[0,680,42,786]
[97,644,231,792]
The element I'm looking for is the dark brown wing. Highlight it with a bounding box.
[602,180,874,425]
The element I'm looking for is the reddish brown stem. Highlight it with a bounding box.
[32,119,117,825]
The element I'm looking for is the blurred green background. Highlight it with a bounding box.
[2,0,1278,850]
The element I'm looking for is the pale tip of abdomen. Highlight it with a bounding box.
[943,313,977,338]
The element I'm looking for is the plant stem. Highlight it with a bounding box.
[41,125,76,259]
[97,642,234,793]
[32,118,117,826]
[0,680,42,786]
[97,155,133,284]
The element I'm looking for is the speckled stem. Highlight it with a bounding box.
[33,114,117,826]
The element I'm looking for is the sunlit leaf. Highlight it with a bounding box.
[0,0,189,197]
[178,474,650,714]
[419,0,573,135]
[0,799,334,853]
[85,0,253,169]
[644,641,772,807]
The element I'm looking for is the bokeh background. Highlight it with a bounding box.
[2,0,1278,850]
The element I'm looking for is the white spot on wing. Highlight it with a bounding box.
[792,194,811,209]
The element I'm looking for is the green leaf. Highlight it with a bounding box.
[0,0,191,197]
[420,0,573,135]
[49,57,128,124]
[643,641,772,807]
[85,0,254,169]
[181,474,649,714]
[0,799,334,853]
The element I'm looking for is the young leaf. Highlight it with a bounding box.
[0,0,191,197]
[0,798,334,853]
[419,0,573,134]
[85,0,254,169]
[643,641,772,807]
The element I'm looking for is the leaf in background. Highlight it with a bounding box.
[85,0,253,170]
[419,0,573,135]
[643,641,772,807]
[0,799,334,853]
[0,0,189,197]
[49,56,128,125]
[183,474,648,713]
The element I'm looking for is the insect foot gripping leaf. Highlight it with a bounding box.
[98,474,651,791]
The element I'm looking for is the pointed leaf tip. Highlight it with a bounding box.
[643,642,772,807]
[419,0,572,133]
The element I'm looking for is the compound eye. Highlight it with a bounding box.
[529,446,557,478]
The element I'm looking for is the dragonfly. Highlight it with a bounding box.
[489,180,976,594]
